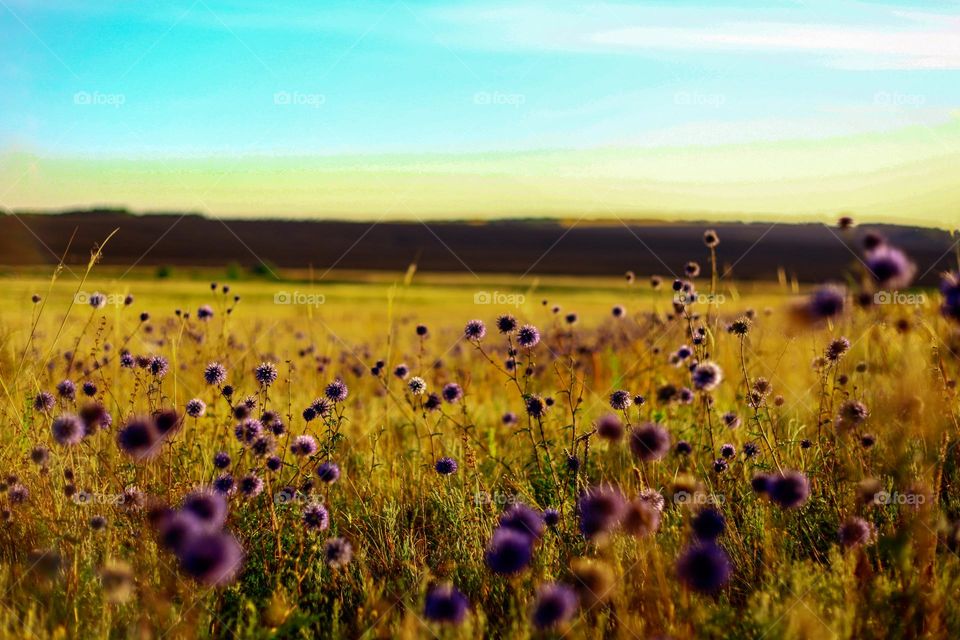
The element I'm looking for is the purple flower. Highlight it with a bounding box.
[484,527,533,575]
[185,398,206,418]
[691,507,725,541]
[56,380,76,400]
[770,471,810,509]
[805,285,846,322]
[81,381,97,397]
[676,543,731,593]
[424,584,469,625]
[213,451,231,469]
[577,485,625,539]
[33,391,55,412]
[464,319,486,341]
[204,362,227,386]
[609,390,632,411]
[629,423,671,462]
[435,457,458,475]
[324,537,353,568]
[181,489,228,529]
[79,403,112,435]
[8,483,29,505]
[543,508,560,528]
[612,305,625,318]
[691,362,723,392]
[839,517,874,548]
[516,324,540,349]
[524,394,546,418]
[941,272,960,322]
[153,409,182,438]
[719,444,736,459]
[197,304,214,320]
[51,414,85,446]
[722,412,741,429]
[531,583,578,630]
[496,314,517,334]
[254,362,278,387]
[317,461,341,484]
[177,532,243,586]
[234,419,263,444]
[302,502,329,531]
[149,356,169,379]
[595,414,624,441]
[213,474,235,495]
[442,383,463,403]
[117,417,161,460]
[88,292,106,309]
[499,504,545,540]
[238,474,264,498]
[290,435,318,457]
[751,472,773,495]
[502,412,518,425]
[393,364,409,379]
[866,245,916,289]
[325,379,348,403]
[120,353,135,368]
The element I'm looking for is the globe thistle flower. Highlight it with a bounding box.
[316,461,341,484]
[524,394,546,418]
[234,419,263,444]
[89,515,107,531]
[213,474,236,496]
[611,304,626,318]
[324,379,348,403]
[727,317,751,336]
[408,376,426,395]
[56,379,76,400]
[250,435,275,457]
[182,489,228,529]
[302,502,330,531]
[30,446,49,466]
[866,245,916,289]
[177,532,243,586]
[860,433,877,449]
[609,389,632,411]
[677,387,694,404]
[650,274,662,289]
[484,527,534,574]
[148,356,169,379]
[204,362,227,386]
[839,516,874,548]
[154,409,182,438]
[416,324,429,337]
[677,543,731,593]
[324,537,353,568]
[798,285,846,323]
[722,412,741,429]
[290,435,317,457]
[703,229,720,248]
[543,508,560,528]
[770,471,810,509]
[33,391,55,413]
[254,362,278,387]
[81,381,97,397]
[629,423,671,462]
[691,507,725,541]
[423,584,469,625]
[743,442,760,458]
[310,397,332,418]
[940,272,960,322]
[197,304,214,320]
[424,393,442,411]
[464,319,486,341]
[713,458,728,473]
[531,583,578,630]
[489,314,517,335]
[691,362,723,392]
[685,262,701,278]
[720,443,736,459]
[8,483,29,505]
[185,398,206,418]
[517,324,540,348]
[238,474,264,498]
[621,498,660,538]
[51,414,85,446]
[264,456,281,472]
[675,440,693,455]
[213,451,231,469]
[751,472,773,495]
[119,352,135,368]
[836,400,869,430]
[442,383,463,403]
[79,403,112,435]
[88,292,106,309]
[595,414,624,441]
[434,457,458,475]
[154,510,204,553]
[502,411,518,425]
[825,336,851,362]
[577,485,625,539]
[498,504,545,540]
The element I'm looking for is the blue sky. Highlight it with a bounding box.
[1,1,958,223]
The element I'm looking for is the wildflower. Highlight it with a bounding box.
[866,245,916,289]
[770,471,810,509]
[254,362,278,387]
[408,376,426,395]
[393,364,409,380]
[703,229,720,247]
[940,272,960,322]
[485,527,533,575]
[82,381,97,396]
[324,537,353,568]
[177,532,243,586]
[185,398,206,418]
[499,504,545,540]
[570,559,615,608]
[79,404,112,435]
[316,461,341,484]
[578,485,625,539]
[691,362,723,391]
[751,473,773,495]
[238,474,264,498]
[685,262,701,277]
[234,419,263,444]
[675,440,692,455]
[629,423,671,462]
[464,319,486,341]
[424,584,469,624]
[204,362,227,386]
[89,292,106,309]
[722,412,741,429]
[290,435,318,457]
[676,543,731,593]
[691,508,725,541]
[495,314,517,334]
[609,389,632,411]
[302,503,329,531]
[621,499,660,538]
[213,451,231,469]
[325,379,348,403]
[531,583,578,630]
[416,324,429,336]
[213,474,235,495]
[720,444,736,459]
[595,414,624,441]
[727,317,751,336]
[442,383,463,403]
[30,446,49,466]
[839,517,874,548]
[434,457,458,475]
[148,356,169,379]
[543,508,560,528]
[502,411,518,425]
[89,515,107,531]
[181,489,228,529]
[524,394,546,418]
[8,483,29,505]
[56,380,76,400]
[51,414,85,446]
[33,391,55,412]
[516,324,540,348]
[713,458,728,473]
[154,409,182,438]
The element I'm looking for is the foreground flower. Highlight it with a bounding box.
[499,504,545,540]
[691,362,723,392]
[177,532,243,586]
[676,543,731,593]
[254,362,279,387]
[531,583,578,630]
[51,414,85,446]
[629,423,671,462]
[434,457,458,475]
[770,471,810,509]
[464,319,486,341]
[424,584,468,625]
[578,485,625,539]
[516,324,540,348]
[302,503,330,531]
[323,537,353,568]
[485,527,534,575]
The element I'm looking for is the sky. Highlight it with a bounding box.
[1,0,959,225]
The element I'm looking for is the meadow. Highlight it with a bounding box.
[1,228,959,639]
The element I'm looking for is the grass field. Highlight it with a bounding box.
[1,240,959,639]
